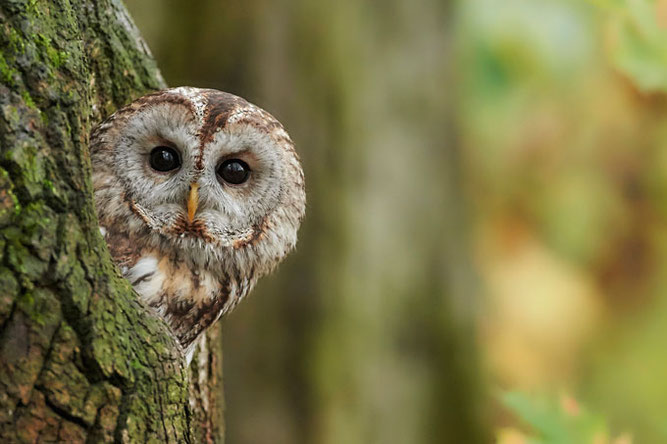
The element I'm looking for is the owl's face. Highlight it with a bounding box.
[92,87,305,274]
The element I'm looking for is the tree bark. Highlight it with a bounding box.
[189,329,225,443]
[0,0,223,442]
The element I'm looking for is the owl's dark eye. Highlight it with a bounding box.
[217,159,251,185]
[149,146,181,172]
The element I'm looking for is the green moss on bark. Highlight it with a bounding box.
[0,0,200,442]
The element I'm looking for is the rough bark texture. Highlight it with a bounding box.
[189,329,225,443]
[0,0,223,442]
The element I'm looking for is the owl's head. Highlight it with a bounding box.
[91,87,305,276]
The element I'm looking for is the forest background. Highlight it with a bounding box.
[125,0,667,442]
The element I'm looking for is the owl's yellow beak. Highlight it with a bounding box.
[187,182,199,223]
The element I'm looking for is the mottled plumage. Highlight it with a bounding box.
[91,87,305,359]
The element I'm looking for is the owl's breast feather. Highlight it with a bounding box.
[96,146,268,361]
[103,232,242,361]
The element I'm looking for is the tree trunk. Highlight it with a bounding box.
[0,0,223,442]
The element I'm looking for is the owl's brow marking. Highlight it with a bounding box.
[93,91,197,155]
[194,90,248,169]
[133,91,196,116]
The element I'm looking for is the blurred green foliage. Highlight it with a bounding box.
[590,0,667,92]
[499,391,627,444]
[458,0,667,442]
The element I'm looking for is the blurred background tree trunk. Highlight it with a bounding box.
[0,0,222,441]
[127,0,489,443]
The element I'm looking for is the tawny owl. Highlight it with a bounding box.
[90,87,305,360]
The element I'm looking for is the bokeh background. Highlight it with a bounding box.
[124,0,667,442]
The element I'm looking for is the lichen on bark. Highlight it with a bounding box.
[0,0,219,442]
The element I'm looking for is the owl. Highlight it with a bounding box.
[90,87,305,360]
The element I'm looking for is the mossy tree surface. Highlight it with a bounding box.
[0,0,223,442]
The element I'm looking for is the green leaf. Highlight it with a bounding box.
[499,391,612,444]
[592,0,667,92]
